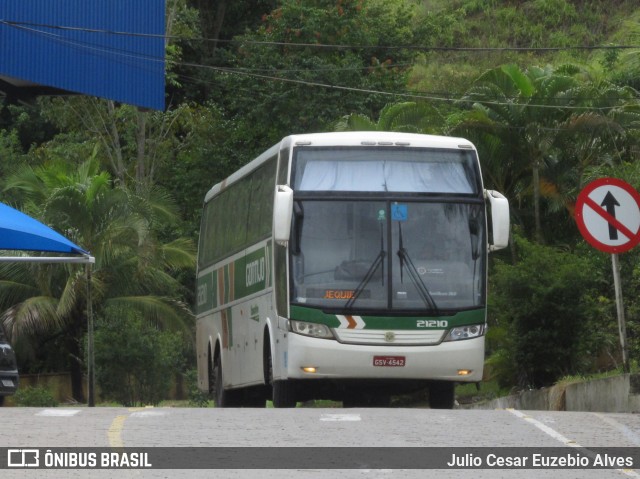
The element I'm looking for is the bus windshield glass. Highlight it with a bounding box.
[290,200,486,313]
[293,147,479,194]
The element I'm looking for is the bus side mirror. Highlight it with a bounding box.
[274,185,294,245]
[486,190,510,251]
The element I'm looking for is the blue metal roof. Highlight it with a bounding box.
[0,0,165,110]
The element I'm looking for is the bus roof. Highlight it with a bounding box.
[204,132,476,203]
[282,131,475,150]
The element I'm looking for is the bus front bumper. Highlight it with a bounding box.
[285,332,485,382]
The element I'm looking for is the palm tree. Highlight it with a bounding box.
[334,101,444,134]
[460,64,640,241]
[458,64,580,243]
[0,157,195,401]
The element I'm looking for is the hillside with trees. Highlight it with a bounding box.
[1,0,639,404]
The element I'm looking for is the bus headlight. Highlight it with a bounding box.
[443,324,485,341]
[290,320,334,339]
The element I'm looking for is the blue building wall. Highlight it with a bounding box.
[0,0,165,110]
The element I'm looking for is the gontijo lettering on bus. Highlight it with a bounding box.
[196,243,271,315]
[246,257,265,287]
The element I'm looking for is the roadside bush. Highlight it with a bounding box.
[14,386,58,407]
[185,368,210,407]
[622,249,640,364]
[94,307,183,407]
[487,236,615,389]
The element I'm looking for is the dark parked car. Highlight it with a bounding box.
[0,329,18,406]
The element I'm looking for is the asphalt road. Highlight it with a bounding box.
[1,407,639,478]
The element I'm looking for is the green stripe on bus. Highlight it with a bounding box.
[198,243,272,314]
[234,247,269,298]
[289,306,485,329]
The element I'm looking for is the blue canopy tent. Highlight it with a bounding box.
[0,201,93,262]
[0,202,97,405]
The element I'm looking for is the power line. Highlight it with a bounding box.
[1,19,637,111]
[3,17,415,73]
[176,62,632,111]
[1,21,165,73]
[1,19,640,53]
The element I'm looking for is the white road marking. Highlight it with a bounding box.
[130,410,168,418]
[320,413,361,422]
[36,409,81,417]
[508,409,640,478]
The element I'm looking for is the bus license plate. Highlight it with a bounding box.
[373,356,405,367]
[2,379,14,387]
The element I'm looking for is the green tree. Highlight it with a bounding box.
[154,102,243,235]
[334,101,444,133]
[488,236,615,388]
[38,98,189,194]
[458,64,580,243]
[0,157,195,402]
[213,0,421,142]
[187,0,275,55]
[94,307,184,406]
[457,64,640,245]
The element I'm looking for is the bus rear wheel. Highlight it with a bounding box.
[429,381,455,409]
[211,353,242,407]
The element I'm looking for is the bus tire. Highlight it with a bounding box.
[264,332,297,408]
[211,352,242,407]
[273,380,297,408]
[429,381,455,409]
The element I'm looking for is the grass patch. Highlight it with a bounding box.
[555,362,639,388]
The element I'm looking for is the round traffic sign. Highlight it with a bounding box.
[575,178,640,253]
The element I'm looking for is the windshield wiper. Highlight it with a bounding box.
[397,224,439,313]
[345,221,386,309]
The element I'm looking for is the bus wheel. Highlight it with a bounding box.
[269,354,297,408]
[273,380,297,408]
[429,381,455,409]
[265,337,297,408]
[212,353,241,407]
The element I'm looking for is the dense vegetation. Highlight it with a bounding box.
[1,0,639,403]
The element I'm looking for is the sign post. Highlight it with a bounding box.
[575,178,640,373]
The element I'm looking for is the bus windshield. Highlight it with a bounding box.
[293,147,479,194]
[290,200,486,313]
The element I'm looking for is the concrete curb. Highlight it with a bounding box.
[460,373,640,412]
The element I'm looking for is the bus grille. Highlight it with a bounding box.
[333,329,445,346]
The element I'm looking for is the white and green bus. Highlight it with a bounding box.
[196,131,509,408]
